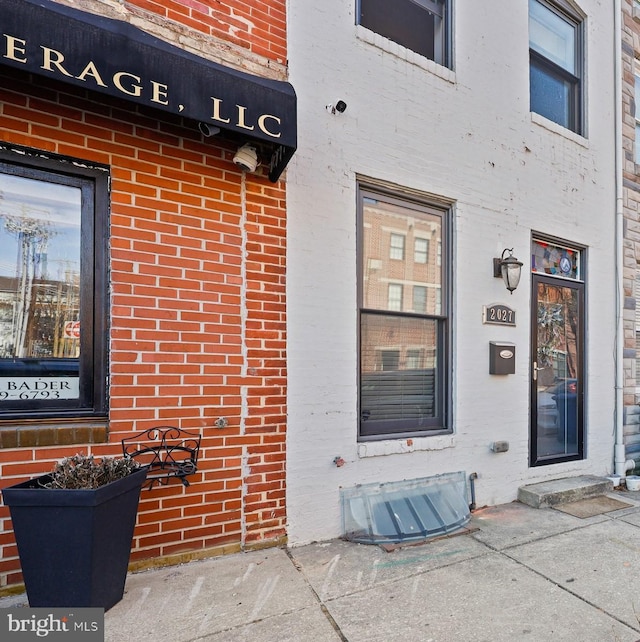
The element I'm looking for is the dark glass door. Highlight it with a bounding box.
[531,275,584,466]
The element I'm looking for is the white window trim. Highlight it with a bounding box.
[355,26,456,83]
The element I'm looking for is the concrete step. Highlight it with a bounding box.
[518,475,613,508]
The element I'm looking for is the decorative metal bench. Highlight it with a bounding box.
[121,426,201,489]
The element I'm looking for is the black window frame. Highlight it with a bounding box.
[357,184,450,441]
[0,146,109,421]
[357,0,452,68]
[530,272,585,466]
[529,0,584,135]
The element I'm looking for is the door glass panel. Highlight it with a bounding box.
[531,238,580,279]
[534,279,581,461]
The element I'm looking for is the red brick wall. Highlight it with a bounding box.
[126,0,287,62]
[0,0,287,592]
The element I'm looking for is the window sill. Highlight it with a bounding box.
[356,26,455,84]
[531,112,589,148]
[0,420,108,448]
[357,434,455,458]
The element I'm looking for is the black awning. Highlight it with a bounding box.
[0,0,297,181]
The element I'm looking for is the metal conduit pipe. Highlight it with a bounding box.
[469,472,478,511]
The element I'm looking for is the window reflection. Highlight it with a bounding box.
[359,192,446,436]
[362,199,442,316]
[529,0,575,74]
[0,174,81,361]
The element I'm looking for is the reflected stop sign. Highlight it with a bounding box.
[63,321,80,339]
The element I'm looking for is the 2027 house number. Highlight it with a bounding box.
[483,304,516,326]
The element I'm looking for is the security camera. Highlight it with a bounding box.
[233,144,259,172]
[198,122,220,137]
[334,100,347,113]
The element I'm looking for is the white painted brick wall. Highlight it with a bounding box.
[286,0,617,545]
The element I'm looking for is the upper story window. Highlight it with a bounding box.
[388,283,404,311]
[414,238,429,264]
[358,185,449,439]
[0,149,108,421]
[357,0,451,67]
[529,0,583,135]
[635,71,640,165]
[390,233,405,260]
[636,273,640,394]
[413,285,427,312]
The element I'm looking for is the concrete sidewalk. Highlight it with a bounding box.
[5,489,640,641]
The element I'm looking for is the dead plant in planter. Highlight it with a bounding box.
[3,452,147,609]
[43,453,141,490]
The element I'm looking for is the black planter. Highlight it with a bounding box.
[2,466,147,610]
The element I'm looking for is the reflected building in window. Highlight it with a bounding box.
[0,175,81,361]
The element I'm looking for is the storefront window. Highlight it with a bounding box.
[0,150,108,420]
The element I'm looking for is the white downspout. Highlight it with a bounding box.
[614,0,635,476]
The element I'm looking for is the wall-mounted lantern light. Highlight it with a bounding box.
[493,248,523,294]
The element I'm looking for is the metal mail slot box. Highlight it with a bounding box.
[489,342,515,375]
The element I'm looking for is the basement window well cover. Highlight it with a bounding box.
[341,472,470,545]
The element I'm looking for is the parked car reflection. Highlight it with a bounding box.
[0,358,79,376]
[537,378,577,441]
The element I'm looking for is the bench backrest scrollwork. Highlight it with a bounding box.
[121,426,201,489]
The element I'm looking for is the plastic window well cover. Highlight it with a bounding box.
[341,472,470,545]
